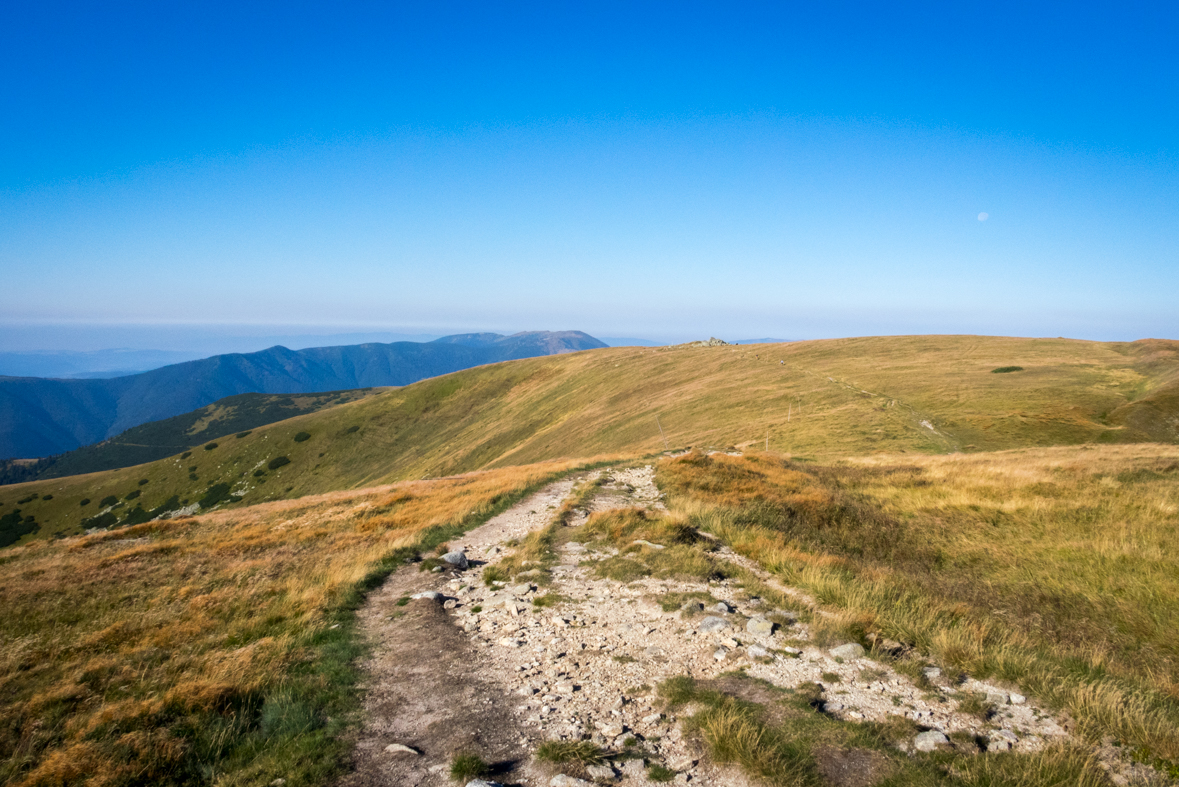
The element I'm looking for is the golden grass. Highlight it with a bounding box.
[657,445,1179,769]
[6,335,1177,545]
[0,459,583,787]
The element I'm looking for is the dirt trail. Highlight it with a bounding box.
[341,465,1134,787]
[339,478,585,787]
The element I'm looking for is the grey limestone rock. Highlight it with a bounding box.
[698,616,730,633]
[987,729,1019,751]
[550,776,593,787]
[441,551,469,569]
[830,642,865,660]
[914,730,949,752]
[746,616,775,636]
[585,763,618,781]
[410,591,443,601]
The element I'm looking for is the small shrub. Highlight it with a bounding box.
[138,478,149,486]
[532,593,569,608]
[180,451,192,459]
[204,442,218,450]
[236,431,252,438]
[268,456,291,471]
[991,366,1024,373]
[99,495,118,508]
[449,753,489,781]
[17,494,37,504]
[293,432,311,443]
[536,740,603,764]
[396,596,410,607]
[821,671,841,684]
[125,489,141,500]
[79,499,90,507]
[345,425,360,434]
[647,763,675,783]
[470,606,482,613]
[253,469,266,477]
[483,566,508,586]
[41,494,53,501]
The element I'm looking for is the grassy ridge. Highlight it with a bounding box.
[17,389,379,482]
[656,446,1179,769]
[0,459,586,787]
[2,335,1177,545]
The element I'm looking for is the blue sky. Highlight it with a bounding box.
[2,1,1176,350]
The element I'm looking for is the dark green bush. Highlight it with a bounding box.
[99,495,118,508]
[199,483,241,510]
[17,494,37,504]
[181,451,192,459]
[268,456,291,471]
[236,431,252,438]
[253,469,266,477]
[125,489,141,500]
[0,509,39,548]
[991,366,1024,373]
[293,432,311,443]
[204,442,219,451]
[138,478,149,486]
[344,425,360,434]
[80,498,91,507]
[41,494,53,501]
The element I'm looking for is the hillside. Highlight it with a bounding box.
[2,334,1176,547]
[0,330,606,459]
[0,388,381,484]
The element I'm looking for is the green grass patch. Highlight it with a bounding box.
[535,740,604,765]
[449,753,490,781]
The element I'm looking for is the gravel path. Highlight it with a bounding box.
[343,465,1094,787]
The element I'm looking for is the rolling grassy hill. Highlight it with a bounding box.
[0,330,606,459]
[2,334,1176,546]
[0,389,380,485]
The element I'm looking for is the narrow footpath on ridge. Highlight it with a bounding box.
[338,463,1124,787]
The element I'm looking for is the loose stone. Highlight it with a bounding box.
[830,642,865,660]
[914,730,950,751]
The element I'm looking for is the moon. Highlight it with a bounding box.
[978,212,989,221]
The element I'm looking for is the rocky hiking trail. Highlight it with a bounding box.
[338,466,1121,787]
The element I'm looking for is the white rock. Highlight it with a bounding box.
[1009,692,1026,705]
[641,712,663,724]
[441,551,469,569]
[698,616,730,633]
[747,616,775,636]
[497,637,522,647]
[914,730,949,752]
[922,667,942,680]
[747,645,769,658]
[586,764,617,781]
[411,591,443,601]
[550,776,593,787]
[713,648,728,661]
[988,729,1019,752]
[830,643,865,660]
[384,743,419,755]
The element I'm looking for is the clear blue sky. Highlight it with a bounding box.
[2,1,1176,349]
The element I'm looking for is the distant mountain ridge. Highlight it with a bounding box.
[0,331,605,459]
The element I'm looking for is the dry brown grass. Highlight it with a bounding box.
[657,445,1179,769]
[0,459,584,787]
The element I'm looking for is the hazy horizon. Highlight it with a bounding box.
[3,4,1176,345]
